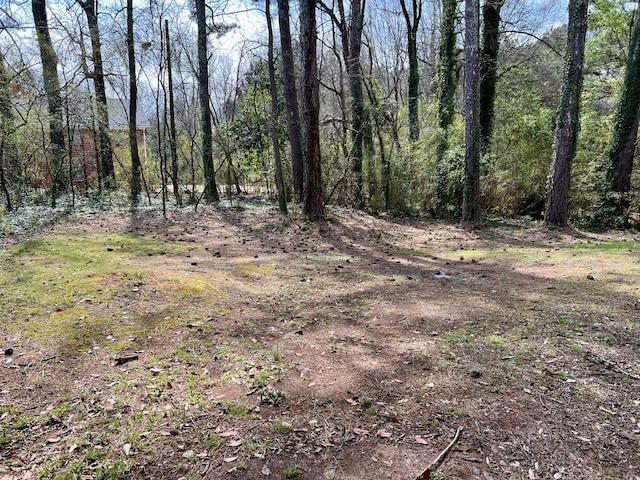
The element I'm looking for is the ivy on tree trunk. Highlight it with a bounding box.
[545,0,589,227]
[32,0,67,205]
[437,0,458,136]
[602,5,640,221]
[479,0,503,154]
[400,0,422,143]
[126,0,141,205]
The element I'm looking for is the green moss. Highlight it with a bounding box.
[233,260,276,277]
[486,334,507,347]
[0,232,189,356]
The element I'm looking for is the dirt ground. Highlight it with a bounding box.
[1,206,639,480]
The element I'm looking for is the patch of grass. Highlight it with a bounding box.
[284,464,303,479]
[260,389,286,406]
[558,370,573,381]
[83,448,105,464]
[12,415,32,430]
[443,329,474,345]
[246,439,273,456]
[221,400,256,418]
[235,459,249,470]
[234,261,276,277]
[171,345,204,366]
[0,435,10,448]
[205,435,225,450]
[574,240,639,252]
[95,459,135,480]
[273,421,293,434]
[486,334,507,347]
[271,344,281,362]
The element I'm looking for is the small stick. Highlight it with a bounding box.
[586,352,640,380]
[414,427,463,480]
[114,355,139,366]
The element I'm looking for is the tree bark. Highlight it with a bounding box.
[196,0,219,203]
[126,0,141,205]
[479,0,503,154]
[603,4,640,218]
[347,0,366,207]
[0,50,15,211]
[300,0,325,220]
[544,0,589,227]
[461,0,481,224]
[277,0,304,203]
[400,0,422,143]
[78,0,115,190]
[437,0,458,135]
[266,0,287,214]
[32,0,67,205]
[165,20,182,207]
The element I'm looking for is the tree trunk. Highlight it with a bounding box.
[126,0,141,205]
[266,0,288,214]
[78,0,115,190]
[347,0,366,207]
[437,0,458,135]
[461,0,481,224]
[32,0,67,205]
[479,0,503,154]
[0,50,15,211]
[400,0,422,143]
[196,0,219,203]
[277,0,304,203]
[544,0,589,227]
[300,0,325,220]
[603,5,640,219]
[165,20,182,207]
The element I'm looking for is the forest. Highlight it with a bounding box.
[0,0,637,227]
[1,1,640,480]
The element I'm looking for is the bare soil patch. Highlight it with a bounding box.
[1,207,639,480]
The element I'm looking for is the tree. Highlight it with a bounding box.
[461,0,481,224]
[126,0,141,204]
[196,0,219,203]
[479,0,504,153]
[318,0,366,206]
[399,0,422,143]
[437,0,458,137]
[300,0,324,219]
[0,49,16,211]
[77,0,116,190]
[165,19,182,207]
[347,0,366,206]
[32,0,67,205]
[544,0,589,227]
[277,0,304,203]
[265,0,287,214]
[601,2,640,221]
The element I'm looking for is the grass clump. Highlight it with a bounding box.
[272,421,293,434]
[284,464,303,479]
